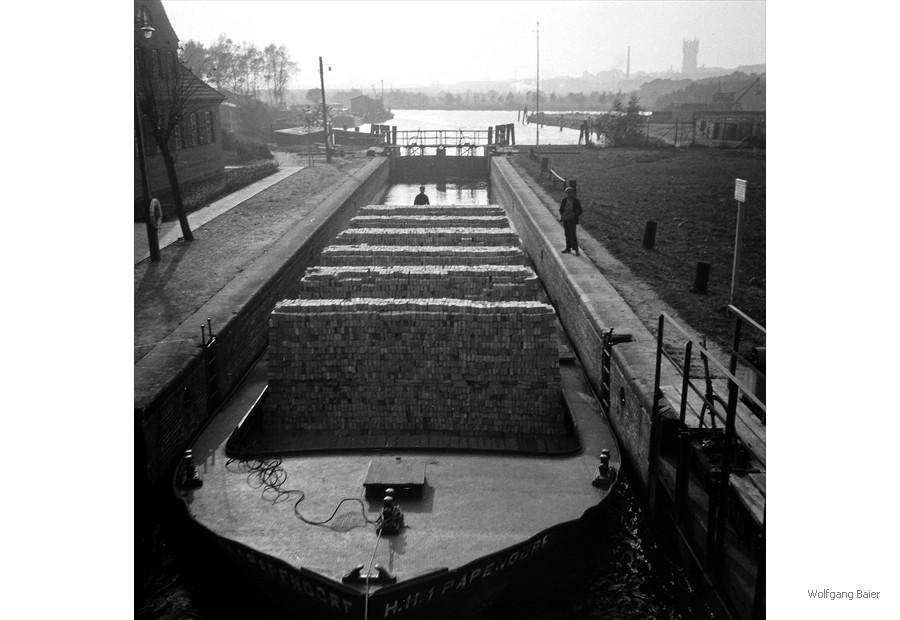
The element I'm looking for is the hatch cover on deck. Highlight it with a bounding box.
[364,456,426,499]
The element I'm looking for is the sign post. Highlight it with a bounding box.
[730,179,748,304]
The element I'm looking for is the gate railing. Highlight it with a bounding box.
[649,306,765,619]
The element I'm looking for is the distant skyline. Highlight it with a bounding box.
[161,0,765,89]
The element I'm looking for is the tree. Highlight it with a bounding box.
[136,46,217,241]
[595,93,646,146]
[179,39,207,78]
[306,88,321,105]
[206,34,238,89]
[263,44,297,108]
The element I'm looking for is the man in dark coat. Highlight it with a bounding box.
[414,186,430,205]
[558,186,583,255]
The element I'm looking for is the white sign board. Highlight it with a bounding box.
[734,178,747,203]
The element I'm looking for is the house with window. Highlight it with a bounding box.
[134,0,225,220]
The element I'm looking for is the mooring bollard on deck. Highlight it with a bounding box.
[642,220,658,250]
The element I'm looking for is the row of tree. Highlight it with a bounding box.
[287,88,624,112]
[180,35,297,108]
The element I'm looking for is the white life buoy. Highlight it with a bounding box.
[149,198,163,230]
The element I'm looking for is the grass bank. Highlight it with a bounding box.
[514,146,765,350]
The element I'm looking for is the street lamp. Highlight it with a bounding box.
[135,22,161,261]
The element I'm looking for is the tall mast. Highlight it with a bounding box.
[536,20,540,147]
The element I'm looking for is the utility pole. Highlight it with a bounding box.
[730,179,748,304]
[535,20,541,147]
[319,56,332,163]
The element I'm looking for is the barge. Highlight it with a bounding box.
[174,202,622,618]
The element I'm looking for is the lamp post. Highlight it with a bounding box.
[135,22,161,261]
[319,56,332,163]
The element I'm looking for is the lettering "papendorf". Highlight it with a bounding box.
[382,533,550,617]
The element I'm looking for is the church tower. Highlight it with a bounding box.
[682,38,699,74]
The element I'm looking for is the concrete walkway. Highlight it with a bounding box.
[134,166,303,264]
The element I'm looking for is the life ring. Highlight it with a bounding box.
[149,198,163,230]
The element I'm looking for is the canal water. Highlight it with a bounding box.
[137,176,713,618]
[360,109,584,146]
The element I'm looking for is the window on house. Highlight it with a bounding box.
[205,111,215,143]
[190,113,198,147]
[151,49,159,78]
[175,123,183,150]
[197,110,207,145]
[143,116,155,157]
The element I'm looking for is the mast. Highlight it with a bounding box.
[536,19,540,147]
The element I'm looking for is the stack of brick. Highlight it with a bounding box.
[362,204,505,218]
[335,227,521,247]
[266,298,564,437]
[350,215,510,229]
[318,245,528,267]
[297,265,541,301]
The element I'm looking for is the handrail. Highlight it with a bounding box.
[657,343,729,429]
[658,312,765,413]
[727,304,766,335]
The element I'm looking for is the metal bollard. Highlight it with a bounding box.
[592,448,616,488]
[181,449,202,490]
[642,220,658,250]
[692,261,711,294]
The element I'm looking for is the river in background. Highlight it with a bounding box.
[358,109,585,146]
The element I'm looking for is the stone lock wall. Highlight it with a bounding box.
[491,157,669,486]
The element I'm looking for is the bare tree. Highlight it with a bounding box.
[135,46,217,241]
[179,39,207,79]
[206,34,238,90]
[263,44,297,108]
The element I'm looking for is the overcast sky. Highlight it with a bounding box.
[161,0,765,88]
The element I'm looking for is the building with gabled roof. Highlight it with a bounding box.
[134,0,225,220]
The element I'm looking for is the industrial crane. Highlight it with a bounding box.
[713,76,762,111]
[732,77,761,111]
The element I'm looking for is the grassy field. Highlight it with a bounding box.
[514,146,766,351]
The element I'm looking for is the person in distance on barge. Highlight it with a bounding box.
[559,186,583,256]
[414,186,430,205]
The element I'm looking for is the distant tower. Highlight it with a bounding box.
[626,46,630,80]
[682,38,699,74]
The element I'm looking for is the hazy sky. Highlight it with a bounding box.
[161,0,765,88]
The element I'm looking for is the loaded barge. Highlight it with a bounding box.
[174,201,622,618]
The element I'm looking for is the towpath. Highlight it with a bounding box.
[134,155,371,363]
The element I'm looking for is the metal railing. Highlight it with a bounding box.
[649,306,765,619]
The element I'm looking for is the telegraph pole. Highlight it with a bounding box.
[535,20,541,147]
[319,56,332,163]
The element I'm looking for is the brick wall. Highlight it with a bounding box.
[265,299,564,437]
[134,105,225,220]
